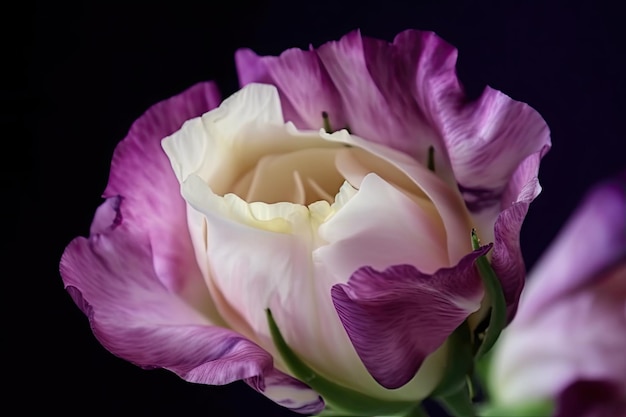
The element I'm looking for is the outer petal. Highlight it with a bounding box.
[490,151,549,319]
[237,30,451,182]
[235,47,347,132]
[60,201,273,387]
[332,245,490,389]
[103,82,221,303]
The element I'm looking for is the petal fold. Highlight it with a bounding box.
[331,245,490,389]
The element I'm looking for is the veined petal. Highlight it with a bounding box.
[315,31,444,169]
[469,149,549,321]
[102,82,221,304]
[246,369,325,415]
[331,246,489,389]
[235,48,346,131]
[60,212,273,387]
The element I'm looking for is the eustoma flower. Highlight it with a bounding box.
[60,30,550,415]
[487,172,626,417]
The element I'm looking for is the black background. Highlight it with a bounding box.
[23,1,624,416]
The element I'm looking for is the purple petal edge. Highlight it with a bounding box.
[102,81,221,294]
[331,245,491,389]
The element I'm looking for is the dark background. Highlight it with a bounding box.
[23,0,624,415]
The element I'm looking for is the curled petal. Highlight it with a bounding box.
[489,150,550,319]
[331,245,490,389]
[103,82,221,298]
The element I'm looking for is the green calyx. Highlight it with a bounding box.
[322,111,333,133]
[470,229,507,360]
[266,309,418,416]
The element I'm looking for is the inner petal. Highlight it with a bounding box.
[232,148,346,205]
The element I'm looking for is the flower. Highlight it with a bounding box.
[488,171,626,417]
[60,29,550,415]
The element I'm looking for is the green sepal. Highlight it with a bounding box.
[477,399,555,417]
[430,322,474,397]
[266,309,417,416]
[436,383,476,417]
[427,146,436,172]
[471,229,507,359]
[322,111,333,133]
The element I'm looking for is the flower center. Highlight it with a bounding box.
[223,134,429,208]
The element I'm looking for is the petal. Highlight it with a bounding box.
[331,245,490,389]
[60,211,273,387]
[235,47,346,131]
[315,173,449,279]
[321,130,473,265]
[517,171,626,320]
[102,81,222,301]
[162,83,343,197]
[315,31,444,166]
[246,369,325,415]
[489,151,549,319]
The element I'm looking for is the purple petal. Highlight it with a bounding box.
[518,170,626,320]
[103,82,221,296]
[61,213,273,386]
[235,47,346,131]
[469,148,549,320]
[315,31,444,162]
[331,245,490,389]
[246,369,325,415]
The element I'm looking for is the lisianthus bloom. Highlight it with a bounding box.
[488,171,626,417]
[60,30,550,415]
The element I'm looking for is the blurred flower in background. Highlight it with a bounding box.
[486,171,626,417]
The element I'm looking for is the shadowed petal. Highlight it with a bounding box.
[103,82,221,298]
[331,245,490,389]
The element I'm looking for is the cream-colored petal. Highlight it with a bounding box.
[322,129,473,265]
